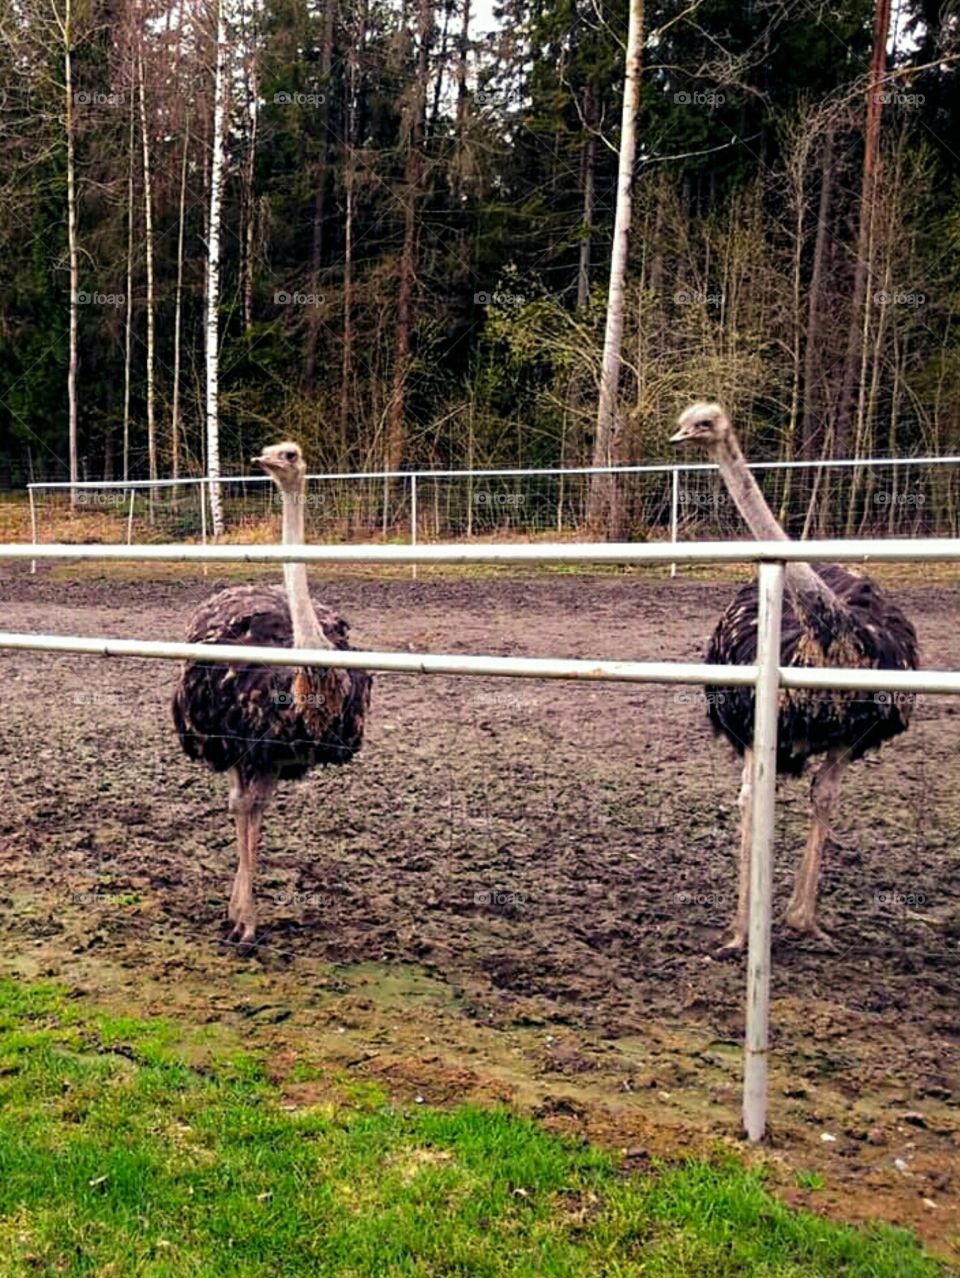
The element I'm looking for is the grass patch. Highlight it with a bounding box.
[0,978,948,1277]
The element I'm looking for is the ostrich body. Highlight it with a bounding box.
[671,403,918,950]
[172,442,371,948]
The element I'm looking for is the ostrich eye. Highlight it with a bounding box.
[283,449,297,462]
[697,420,712,430]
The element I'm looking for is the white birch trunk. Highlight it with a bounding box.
[122,83,135,489]
[206,0,228,536]
[137,50,156,503]
[587,0,643,534]
[171,111,189,483]
[64,0,79,503]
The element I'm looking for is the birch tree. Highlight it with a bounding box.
[57,0,80,503]
[122,81,135,487]
[206,0,228,535]
[386,0,433,472]
[586,0,642,535]
[137,45,157,491]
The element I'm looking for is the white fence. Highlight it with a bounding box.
[2,534,957,1143]
[26,453,960,554]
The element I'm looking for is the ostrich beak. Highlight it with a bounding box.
[669,426,691,444]
[253,452,275,470]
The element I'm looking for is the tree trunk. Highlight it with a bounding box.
[137,47,156,498]
[241,0,260,336]
[576,82,596,309]
[800,124,834,461]
[64,0,79,502]
[340,0,365,448]
[122,79,135,488]
[453,0,469,199]
[834,0,891,457]
[386,0,432,472]
[304,0,333,387]
[586,0,643,536]
[171,110,189,482]
[206,0,228,535]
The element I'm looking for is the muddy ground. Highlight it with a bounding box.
[1,563,959,1262]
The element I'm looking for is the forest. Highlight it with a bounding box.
[1,0,959,526]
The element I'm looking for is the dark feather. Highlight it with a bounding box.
[705,564,918,775]
[171,583,371,787]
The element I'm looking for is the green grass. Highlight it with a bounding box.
[0,980,947,1277]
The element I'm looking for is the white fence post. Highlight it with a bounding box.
[743,559,785,1143]
[200,478,208,578]
[410,473,418,582]
[28,486,38,575]
[126,488,136,545]
[670,466,680,578]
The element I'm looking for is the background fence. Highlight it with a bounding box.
[26,455,960,551]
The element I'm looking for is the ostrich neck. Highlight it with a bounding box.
[712,434,839,606]
[280,482,331,650]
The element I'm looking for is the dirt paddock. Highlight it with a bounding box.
[1,564,959,1259]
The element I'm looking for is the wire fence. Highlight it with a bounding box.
[26,455,960,551]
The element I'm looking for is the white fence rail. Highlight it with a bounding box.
[2,534,957,1143]
[26,453,960,556]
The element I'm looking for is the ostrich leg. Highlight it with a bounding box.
[719,747,753,954]
[226,770,275,950]
[784,745,848,943]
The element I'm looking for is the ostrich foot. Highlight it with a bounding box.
[783,909,836,949]
[713,929,747,957]
[221,914,257,954]
[222,890,257,953]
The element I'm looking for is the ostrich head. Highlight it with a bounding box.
[670,402,731,450]
[254,441,306,493]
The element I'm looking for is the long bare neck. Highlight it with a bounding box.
[280,480,332,649]
[712,432,839,606]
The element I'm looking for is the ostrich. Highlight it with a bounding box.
[670,402,918,950]
[172,442,371,950]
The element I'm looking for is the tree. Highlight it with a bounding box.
[586,0,642,536]
[205,0,229,535]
